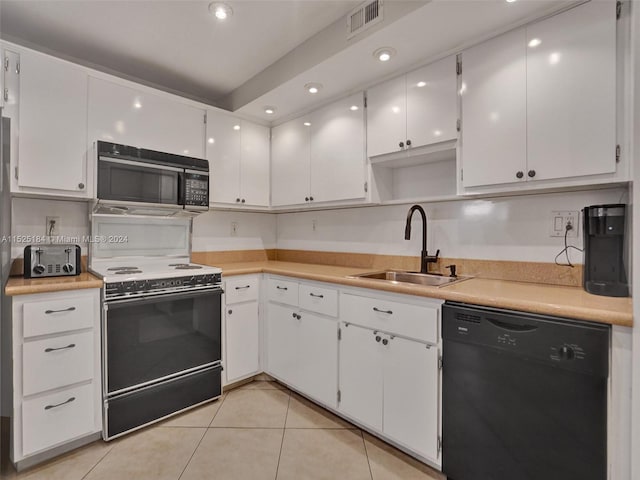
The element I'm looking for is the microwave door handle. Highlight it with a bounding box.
[178,171,186,207]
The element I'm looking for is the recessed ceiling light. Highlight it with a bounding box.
[416,81,427,88]
[303,122,311,127]
[208,137,215,144]
[350,105,359,111]
[183,149,189,154]
[133,100,142,109]
[304,83,323,94]
[506,0,517,3]
[264,106,276,115]
[373,47,396,62]
[233,124,240,131]
[209,2,233,20]
[528,38,541,48]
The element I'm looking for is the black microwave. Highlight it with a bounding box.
[96,141,209,213]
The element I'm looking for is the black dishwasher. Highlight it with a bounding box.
[442,302,610,480]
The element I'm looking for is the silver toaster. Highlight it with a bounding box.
[23,244,82,278]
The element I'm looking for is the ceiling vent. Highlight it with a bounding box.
[347,0,384,39]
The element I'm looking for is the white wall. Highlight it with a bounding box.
[10,198,277,259]
[191,210,276,251]
[277,187,627,264]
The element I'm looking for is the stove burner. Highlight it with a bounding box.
[107,266,140,271]
[114,270,142,274]
[168,263,189,267]
[174,265,203,270]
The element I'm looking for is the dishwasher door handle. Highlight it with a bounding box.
[487,318,538,332]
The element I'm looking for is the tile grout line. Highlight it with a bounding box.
[79,443,117,480]
[273,389,292,480]
[361,430,375,480]
[176,428,208,480]
[207,392,229,428]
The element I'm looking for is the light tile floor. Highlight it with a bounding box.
[6,378,445,480]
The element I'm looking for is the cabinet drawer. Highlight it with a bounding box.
[22,383,95,456]
[23,294,95,338]
[267,278,299,306]
[299,284,338,317]
[341,294,439,344]
[23,331,94,396]
[225,277,259,304]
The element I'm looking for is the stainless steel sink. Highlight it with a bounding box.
[348,270,471,287]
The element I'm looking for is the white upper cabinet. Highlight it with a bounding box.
[88,76,205,158]
[461,1,617,190]
[367,76,407,158]
[406,56,458,147]
[367,55,457,159]
[271,116,311,207]
[526,1,616,181]
[206,111,270,207]
[461,28,527,188]
[309,92,366,203]
[15,49,91,197]
[271,92,366,208]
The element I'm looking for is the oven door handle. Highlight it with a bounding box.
[106,286,222,306]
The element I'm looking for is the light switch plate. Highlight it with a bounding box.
[550,210,579,238]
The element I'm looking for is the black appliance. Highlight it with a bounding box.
[442,302,609,480]
[96,140,209,214]
[23,244,82,278]
[583,204,628,297]
[102,272,223,439]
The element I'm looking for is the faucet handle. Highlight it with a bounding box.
[445,264,457,278]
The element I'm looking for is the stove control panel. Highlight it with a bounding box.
[105,273,221,299]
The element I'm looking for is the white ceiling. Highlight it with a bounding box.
[1,0,576,122]
[0,0,360,103]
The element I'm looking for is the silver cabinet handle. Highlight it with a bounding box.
[235,285,251,290]
[45,307,76,314]
[373,307,392,315]
[45,343,76,353]
[309,293,324,298]
[44,397,75,410]
[276,286,288,290]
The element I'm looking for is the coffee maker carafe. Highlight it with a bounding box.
[583,204,628,297]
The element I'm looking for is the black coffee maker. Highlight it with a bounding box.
[583,204,629,297]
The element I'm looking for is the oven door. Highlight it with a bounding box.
[104,287,222,396]
[97,156,181,206]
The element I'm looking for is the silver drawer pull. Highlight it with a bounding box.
[276,286,288,290]
[45,344,76,353]
[45,307,76,314]
[373,307,393,315]
[235,285,251,290]
[309,293,324,298]
[44,397,75,410]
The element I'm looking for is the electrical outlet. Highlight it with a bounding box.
[550,211,579,238]
[230,222,238,236]
[45,216,60,236]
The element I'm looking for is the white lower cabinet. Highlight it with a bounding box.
[266,303,300,386]
[223,275,261,384]
[11,289,102,467]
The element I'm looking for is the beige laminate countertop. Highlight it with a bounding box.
[5,272,103,296]
[216,261,633,327]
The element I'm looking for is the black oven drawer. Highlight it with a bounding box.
[105,365,222,439]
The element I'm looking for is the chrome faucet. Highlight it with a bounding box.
[404,204,439,274]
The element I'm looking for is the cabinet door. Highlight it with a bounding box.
[88,77,205,158]
[338,324,383,431]
[384,337,440,461]
[266,303,299,386]
[526,1,616,181]
[406,55,458,147]
[461,28,527,188]
[18,50,89,194]
[271,118,310,206]
[225,301,259,382]
[310,93,366,203]
[366,76,407,158]
[240,121,270,206]
[298,312,338,408]
[206,110,241,204]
